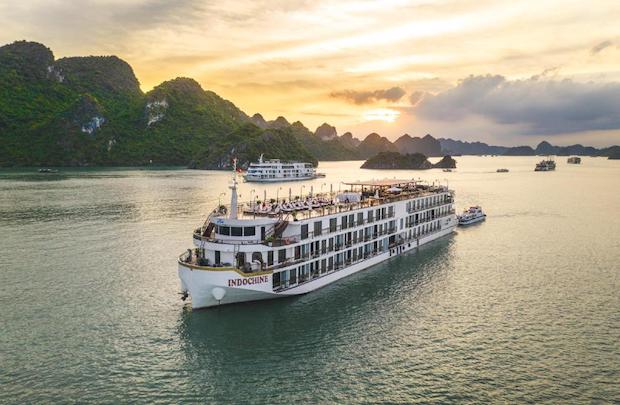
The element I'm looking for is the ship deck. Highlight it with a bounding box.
[221,182,450,222]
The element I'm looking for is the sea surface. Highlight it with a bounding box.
[1,157,619,404]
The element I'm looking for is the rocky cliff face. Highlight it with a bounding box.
[268,116,290,129]
[250,113,268,128]
[315,123,338,141]
[339,132,361,149]
[361,152,457,170]
[357,133,397,158]
[361,152,431,169]
[54,55,142,98]
[433,155,457,168]
[394,133,442,156]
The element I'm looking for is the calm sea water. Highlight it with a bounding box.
[1,157,619,404]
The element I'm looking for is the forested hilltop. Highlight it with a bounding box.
[0,41,338,167]
[1,40,618,167]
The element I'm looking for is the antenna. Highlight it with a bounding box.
[229,158,239,219]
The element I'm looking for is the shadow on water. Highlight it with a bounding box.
[174,237,455,395]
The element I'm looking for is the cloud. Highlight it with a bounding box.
[590,40,613,54]
[408,91,425,106]
[413,74,620,135]
[330,86,406,104]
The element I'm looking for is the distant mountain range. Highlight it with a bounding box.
[1,40,619,167]
[438,138,620,158]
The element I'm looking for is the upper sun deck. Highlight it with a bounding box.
[208,179,452,225]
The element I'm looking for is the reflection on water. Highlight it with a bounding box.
[1,158,619,403]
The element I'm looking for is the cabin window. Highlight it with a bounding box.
[295,246,301,260]
[368,210,374,222]
[218,226,230,236]
[289,269,297,284]
[357,212,363,226]
[388,206,394,217]
[280,270,289,287]
[314,221,322,236]
[301,224,309,239]
[330,218,337,232]
[236,252,246,268]
[273,272,281,288]
[341,215,348,229]
[267,251,273,266]
[215,250,221,265]
[244,226,256,236]
[231,227,243,237]
[278,249,286,263]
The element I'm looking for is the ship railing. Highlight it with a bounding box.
[234,187,450,221]
[263,235,300,247]
[194,233,267,245]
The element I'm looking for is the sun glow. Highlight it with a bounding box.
[362,108,400,123]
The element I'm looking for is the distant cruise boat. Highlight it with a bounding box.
[244,154,323,182]
[567,157,581,164]
[458,206,486,225]
[535,159,556,171]
[496,168,509,173]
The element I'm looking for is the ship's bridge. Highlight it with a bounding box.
[194,212,278,245]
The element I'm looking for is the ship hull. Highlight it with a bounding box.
[179,222,457,310]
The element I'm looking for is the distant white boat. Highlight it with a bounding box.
[458,206,486,226]
[244,154,321,182]
[567,157,581,164]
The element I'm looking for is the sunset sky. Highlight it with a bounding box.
[2,0,620,146]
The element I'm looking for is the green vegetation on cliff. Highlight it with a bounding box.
[0,41,319,168]
[361,151,457,170]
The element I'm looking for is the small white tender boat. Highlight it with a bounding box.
[458,206,486,226]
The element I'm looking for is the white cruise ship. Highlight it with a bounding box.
[244,154,321,182]
[178,164,458,309]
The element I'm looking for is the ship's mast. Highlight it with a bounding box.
[229,158,238,219]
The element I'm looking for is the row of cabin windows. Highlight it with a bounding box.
[405,206,451,227]
[216,225,256,237]
[408,220,441,237]
[273,239,391,289]
[300,206,394,240]
[227,218,442,270]
[406,194,450,212]
[277,220,396,264]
